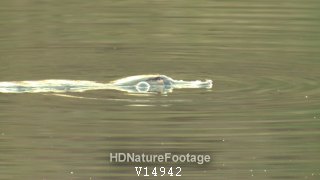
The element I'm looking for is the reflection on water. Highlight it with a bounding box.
[1,0,320,179]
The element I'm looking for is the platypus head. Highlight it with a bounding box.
[111,74,213,94]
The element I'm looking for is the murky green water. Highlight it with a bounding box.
[1,0,320,179]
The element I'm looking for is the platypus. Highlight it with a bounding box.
[0,74,213,94]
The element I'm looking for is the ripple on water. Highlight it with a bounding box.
[208,75,320,116]
[214,75,319,97]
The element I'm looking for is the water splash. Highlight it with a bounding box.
[0,75,213,94]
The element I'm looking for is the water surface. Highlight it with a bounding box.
[1,0,320,179]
